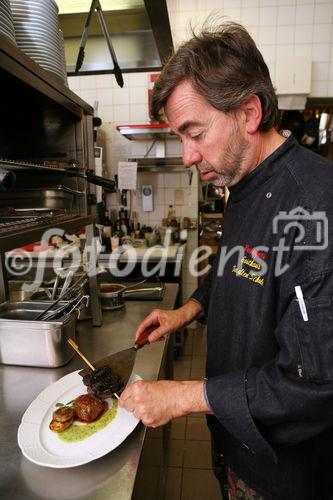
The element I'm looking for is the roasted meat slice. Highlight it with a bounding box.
[74,394,105,422]
[83,366,124,399]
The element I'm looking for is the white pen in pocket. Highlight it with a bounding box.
[295,285,308,322]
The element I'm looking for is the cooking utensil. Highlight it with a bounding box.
[33,275,86,320]
[99,281,161,310]
[41,294,88,321]
[67,338,119,400]
[78,329,153,388]
[50,275,60,300]
[75,0,123,88]
[59,270,74,298]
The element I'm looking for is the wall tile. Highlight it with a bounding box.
[260,0,278,5]
[313,23,331,43]
[295,4,314,24]
[130,104,149,123]
[314,3,333,24]
[165,188,176,206]
[79,74,96,90]
[294,43,312,57]
[327,81,333,97]
[223,8,242,22]
[129,86,148,105]
[95,74,113,89]
[242,0,260,7]
[96,87,113,105]
[328,62,333,82]
[113,105,130,123]
[112,86,130,105]
[312,43,331,62]
[99,106,114,123]
[247,25,259,40]
[312,61,329,81]
[276,44,294,58]
[276,25,295,44]
[165,173,182,188]
[241,7,259,26]
[128,72,148,87]
[310,80,328,97]
[259,6,278,25]
[225,0,241,7]
[68,76,80,90]
[155,188,165,206]
[295,24,313,44]
[258,25,277,45]
[259,44,276,62]
[277,5,296,25]
[79,89,97,106]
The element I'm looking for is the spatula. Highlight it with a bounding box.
[77,327,155,388]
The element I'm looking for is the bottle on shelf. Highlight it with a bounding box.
[102,210,112,252]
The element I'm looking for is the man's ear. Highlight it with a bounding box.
[240,94,262,134]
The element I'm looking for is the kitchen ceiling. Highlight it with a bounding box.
[56,0,174,75]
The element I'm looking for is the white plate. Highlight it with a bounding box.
[17,371,141,468]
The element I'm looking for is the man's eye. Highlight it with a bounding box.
[190,133,202,140]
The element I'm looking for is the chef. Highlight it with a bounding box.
[118,22,333,500]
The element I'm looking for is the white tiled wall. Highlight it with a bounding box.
[68,0,333,302]
[167,0,333,97]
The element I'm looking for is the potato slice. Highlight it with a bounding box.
[49,417,74,432]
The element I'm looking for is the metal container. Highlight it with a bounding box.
[99,284,126,310]
[0,301,77,367]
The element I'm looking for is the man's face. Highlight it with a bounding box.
[165,80,250,187]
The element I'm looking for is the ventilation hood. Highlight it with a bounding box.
[56,0,174,75]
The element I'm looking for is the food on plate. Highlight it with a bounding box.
[49,403,76,432]
[83,366,124,399]
[74,394,106,422]
[52,406,75,423]
[49,417,74,432]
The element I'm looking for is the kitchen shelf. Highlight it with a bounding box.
[0,215,95,253]
[116,123,177,140]
[0,33,93,119]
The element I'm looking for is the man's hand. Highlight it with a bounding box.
[119,379,211,427]
[135,300,203,344]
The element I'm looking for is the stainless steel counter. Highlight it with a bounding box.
[0,283,178,500]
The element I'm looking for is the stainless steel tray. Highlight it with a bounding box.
[0,301,77,367]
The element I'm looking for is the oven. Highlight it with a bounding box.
[0,33,103,325]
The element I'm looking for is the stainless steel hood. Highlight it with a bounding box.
[57,0,174,75]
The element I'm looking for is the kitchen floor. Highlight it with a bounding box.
[135,324,222,500]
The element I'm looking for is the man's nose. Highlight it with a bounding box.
[182,143,202,167]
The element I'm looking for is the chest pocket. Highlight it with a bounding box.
[293,297,333,381]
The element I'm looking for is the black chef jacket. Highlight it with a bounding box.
[191,135,333,500]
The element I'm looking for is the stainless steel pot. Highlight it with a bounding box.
[99,282,163,310]
[99,283,126,310]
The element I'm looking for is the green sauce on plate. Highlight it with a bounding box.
[58,401,118,443]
